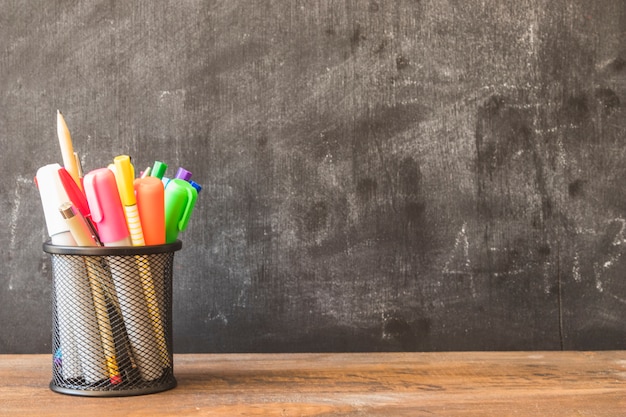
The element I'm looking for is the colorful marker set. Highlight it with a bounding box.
[37,111,199,392]
[36,113,200,248]
[37,159,199,249]
[36,112,202,246]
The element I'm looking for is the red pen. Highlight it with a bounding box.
[58,167,100,242]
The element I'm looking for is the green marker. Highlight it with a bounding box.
[151,161,168,180]
[164,179,198,243]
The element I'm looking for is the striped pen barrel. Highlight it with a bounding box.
[114,156,170,370]
[123,204,145,246]
[114,155,145,246]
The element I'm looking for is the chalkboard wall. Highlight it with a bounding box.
[1,0,625,353]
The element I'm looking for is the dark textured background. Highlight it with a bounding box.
[1,1,625,353]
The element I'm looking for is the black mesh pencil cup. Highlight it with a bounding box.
[43,240,182,397]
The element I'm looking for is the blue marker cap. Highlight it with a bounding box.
[175,167,192,181]
[189,180,202,193]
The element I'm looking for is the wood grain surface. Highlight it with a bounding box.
[1,352,625,416]
[0,1,625,353]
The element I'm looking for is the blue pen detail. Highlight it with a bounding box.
[54,348,63,367]
[189,180,202,193]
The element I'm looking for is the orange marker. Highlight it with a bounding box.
[134,176,166,246]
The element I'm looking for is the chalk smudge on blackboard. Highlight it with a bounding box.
[592,218,626,293]
[572,251,582,282]
[442,222,476,297]
[8,176,31,290]
[381,311,430,350]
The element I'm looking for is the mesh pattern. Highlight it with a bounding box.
[49,250,177,396]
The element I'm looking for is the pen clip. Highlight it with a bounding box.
[74,152,83,179]
[86,218,103,246]
[84,173,104,223]
[177,184,198,232]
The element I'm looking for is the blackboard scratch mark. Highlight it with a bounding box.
[207,311,228,325]
[595,87,620,114]
[557,242,564,350]
[610,293,626,305]
[405,201,425,223]
[9,185,20,253]
[572,251,582,282]
[374,38,388,54]
[396,55,410,71]
[562,93,591,124]
[8,176,29,291]
[568,179,586,198]
[304,201,328,234]
[315,102,427,163]
[350,23,365,52]
[236,286,248,308]
[443,223,474,296]
[592,218,626,293]
[159,90,171,101]
[356,178,377,201]
[594,264,604,292]
[382,311,429,350]
[606,56,625,73]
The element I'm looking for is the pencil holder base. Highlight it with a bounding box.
[44,241,182,397]
[49,376,177,397]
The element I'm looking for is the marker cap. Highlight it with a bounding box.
[134,176,166,245]
[164,179,198,243]
[174,167,192,181]
[84,168,130,245]
[113,155,136,206]
[151,161,167,180]
[36,164,75,240]
[189,180,202,193]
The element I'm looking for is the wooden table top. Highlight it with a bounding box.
[1,352,624,416]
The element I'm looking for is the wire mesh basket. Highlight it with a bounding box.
[43,240,182,397]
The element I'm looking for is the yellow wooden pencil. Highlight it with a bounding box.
[56,110,82,191]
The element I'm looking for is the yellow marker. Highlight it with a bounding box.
[114,156,170,368]
[113,155,145,246]
[56,111,82,192]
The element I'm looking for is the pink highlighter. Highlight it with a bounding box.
[83,168,132,247]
